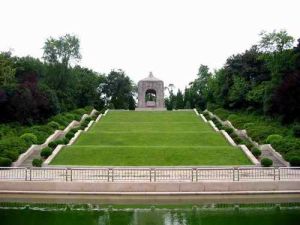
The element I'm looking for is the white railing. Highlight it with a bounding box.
[0,167,299,182]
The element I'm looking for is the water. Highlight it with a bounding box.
[0,203,299,225]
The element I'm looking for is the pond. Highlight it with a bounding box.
[0,203,300,225]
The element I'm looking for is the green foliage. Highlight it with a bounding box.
[214,108,230,120]
[20,133,37,146]
[259,29,294,53]
[32,158,43,167]
[266,134,283,145]
[224,127,234,135]
[40,147,53,158]
[293,124,300,137]
[62,137,70,145]
[251,147,262,158]
[0,157,12,167]
[0,137,27,155]
[261,158,273,167]
[290,156,300,167]
[0,52,16,87]
[65,131,75,140]
[47,121,60,130]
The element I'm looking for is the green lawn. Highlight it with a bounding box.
[51,111,251,166]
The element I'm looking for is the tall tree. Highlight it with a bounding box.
[43,34,81,67]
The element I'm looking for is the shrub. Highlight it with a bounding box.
[214,108,230,120]
[225,127,234,134]
[247,125,277,143]
[70,127,80,134]
[233,136,243,144]
[266,134,283,145]
[261,158,273,167]
[290,156,300,167]
[20,133,37,146]
[293,124,300,138]
[1,150,19,161]
[51,115,69,127]
[0,157,12,167]
[40,147,53,158]
[62,137,70,145]
[230,132,238,139]
[251,147,262,158]
[32,158,43,167]
[54,139,65,145]
[64,113,75,121]
[47,121,60,130]
[48,141,58,149]
[73,108,86,115]
[243,123,255,129]
[65,132,75,140]
[0,137,27,155]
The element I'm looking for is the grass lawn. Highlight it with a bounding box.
[51,111,251,166]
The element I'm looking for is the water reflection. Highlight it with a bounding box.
[0,205,299,225]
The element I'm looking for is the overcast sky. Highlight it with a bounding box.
[1,0,299,89]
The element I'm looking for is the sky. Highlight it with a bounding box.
[1,0,300,90]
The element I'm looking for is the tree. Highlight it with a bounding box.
[43,34,81,67]
[175,90,184,109]
[99,69,135,109]
[259,30,294,53]
[0,52,16,87]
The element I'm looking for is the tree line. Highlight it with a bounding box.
[0,34,136,124]
[166,30,300,124]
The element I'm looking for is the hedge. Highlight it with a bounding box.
[0,157,12,167]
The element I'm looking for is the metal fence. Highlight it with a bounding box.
[0,167,299,182]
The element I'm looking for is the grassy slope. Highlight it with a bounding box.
[51,111,251,166]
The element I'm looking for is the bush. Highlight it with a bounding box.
[233,136,243,144]
[251,147,262,158]
[261,158,273,167]
[243,123,255,129]
[290,156,300,167]
[54,139,65,145]
[72,108,86,115]
[214,108,230,120]
[230,132,238,139]
[225,127,234,134]
[51,115,69,127]
[65,132,75,140]
[62,137,70,145]
[0,137,27,155]
[32,158,43,167]
[0,157,12,167]
[266,134,283,145]
[1,150,19,161]
[48,141,58,149]
[70,127,80,134]
[293,124,300,138]
[47,121,60,130]
[20,133,37,146]
[247,125,277,143]
[64,113,76,121]
[40,147,53,158]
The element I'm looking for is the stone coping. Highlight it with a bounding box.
[1,180,299,193]
[43,111,102,166]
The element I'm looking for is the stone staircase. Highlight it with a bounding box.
[20,150,41,167]
[261,149,287,167]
